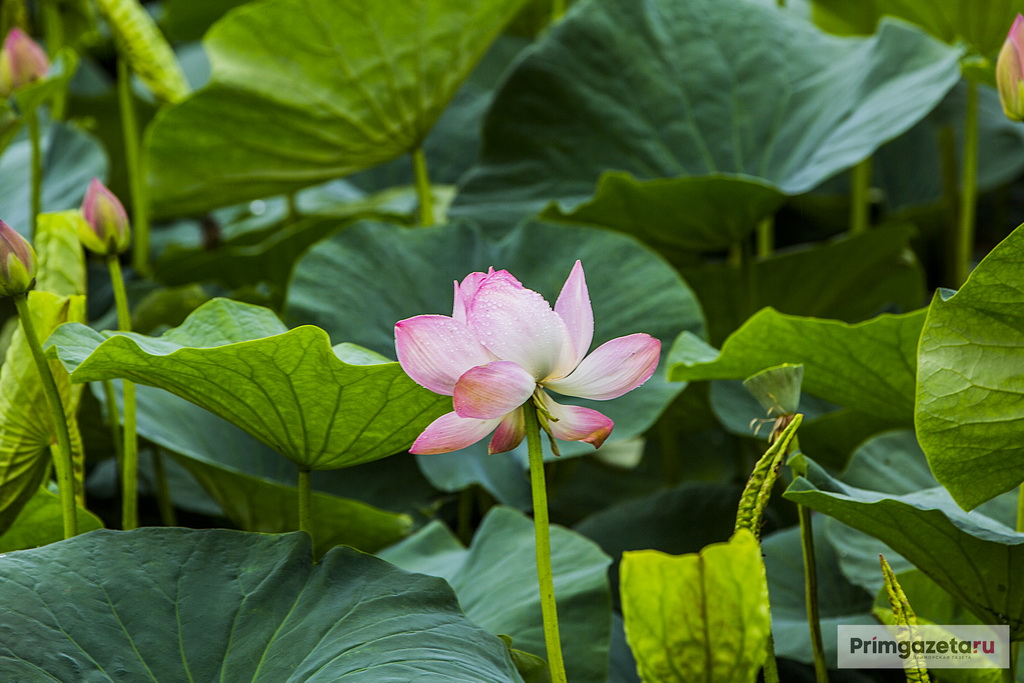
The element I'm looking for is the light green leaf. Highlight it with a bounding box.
[146,0,528,217]
[917,223,1024,510]
[786,464,1024,638]
[669,308,924,421]
[810,0,1024,58]
[46,298,450,470]
[286,219,703,505]
[620,530,770,683]
[34,210,88,297]
[0,292,86,533]
[381,506,612,683]
[541,173,786,252]
[453,0,962,232]
[0,528,523,681]
[0,485,103,553]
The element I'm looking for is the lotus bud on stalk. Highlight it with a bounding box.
[0,28,49,97]
[997,14,1024,122]
[80,178,131,255]
[0,219,36,297]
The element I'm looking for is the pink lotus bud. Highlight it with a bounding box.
[997,14,1024,122]
[0,219,36,296]
[0,28,49,97]
[80,178,131,255]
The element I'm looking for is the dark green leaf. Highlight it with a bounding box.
[0,528,523,681]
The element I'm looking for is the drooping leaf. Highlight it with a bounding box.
[0,485,103,553]
[669,308,924,421]
[786,464,1024,638]
[286,219,704,505]
[541,173,786,252]
[0,292,86,533]
[0,528,523,681]
[682,225,925,345]
[917,223,1024,510]
[0,119,108,234]
[453,0,962,234]
[146,0,528,217]
[380,506,612,683]
[620,530,770,683]
[45,298,450,470]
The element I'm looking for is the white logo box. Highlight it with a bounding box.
[837,624,1010,669]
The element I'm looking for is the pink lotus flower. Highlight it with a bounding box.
[0,28,48,97]
[395,261,661,455]
[999,15,1024,121]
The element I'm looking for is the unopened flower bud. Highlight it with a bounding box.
[80,178,131,255]
[0,28,49,97]
[997,14,1024,122]
[0,220,36,296]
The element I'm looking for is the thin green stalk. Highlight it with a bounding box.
[756,216,774,258]
[41,3,66,118]
[26,106,42,241]
[102,379,124,465]
[118,58,151,277]
[412,147,434,227]
[13,293,77,538]
[850,157,872,236]
[151,448,177,527]
[297,468,312,539]
[524,401,567,683]
[799,505,829,683]
[955,81,979,288]
[107,254,139,530]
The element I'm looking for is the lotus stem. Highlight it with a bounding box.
[26,106,42,241]
[412,147,434,227]
[955,80,979,288]
[850,157,872,235]
[756,216,774,257]
[13,293,77,538]
[107,254,139,529]
[118,58,151,277]
[524,401,568,683]
[102,380,124,465]
[799,505,829,682]
[152,448,176,526]
[297,467,313,540]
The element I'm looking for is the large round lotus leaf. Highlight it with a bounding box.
[452,0,962,239]
[285,220,704,505]
[45,298,450,470]
[145,0,528,218]
[0,528,522,681]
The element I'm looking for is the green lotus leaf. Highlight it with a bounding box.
[45,298,450,470]
[917,223,1024,510]
[453,0,962,244]
[786,463,1024,639]
[0,485,103,553]
[381,506,611,682]
[668,308,925,421]
[0,528,523,681]
[146,0,528,217]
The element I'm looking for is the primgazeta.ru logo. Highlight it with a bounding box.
[837,625,1009,669]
